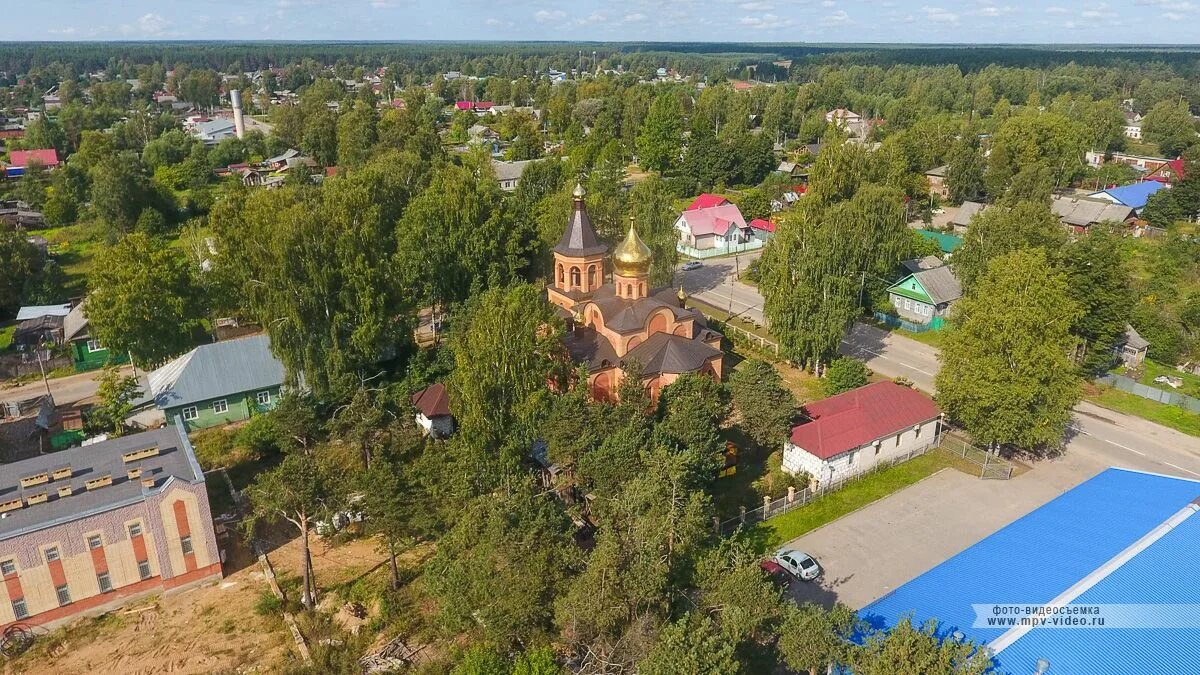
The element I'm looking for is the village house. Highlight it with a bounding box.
[674,201,752,253]
[1051,196,1136,234]
[0,423,222,632]
[549,185,724,401]
[1115,324,1150,369]
[2,149,59,178]
[925,165,950,200]
[950,201,987,234]
[886,265,962,329]
[492,159,534,191]
[1087,181,1166,213]
[411,383,454,438]
[62,302,126,372]
[783,381,942,488]
[144,334,286,431]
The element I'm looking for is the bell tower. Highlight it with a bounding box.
[548,184,608,312]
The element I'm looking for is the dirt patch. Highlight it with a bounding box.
[2,534,393,675]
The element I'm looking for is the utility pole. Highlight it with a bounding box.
[34,343,52,399]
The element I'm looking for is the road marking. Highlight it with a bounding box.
[1069,424,1146,455]
[1163,462,1200,478]
[841,344,938,377]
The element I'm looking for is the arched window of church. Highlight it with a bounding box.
[626,283,633,297]
[570,266,581,288]
[557,264,564,285]
[587,265,597,288]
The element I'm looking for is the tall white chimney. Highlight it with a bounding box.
[230,89,246,140]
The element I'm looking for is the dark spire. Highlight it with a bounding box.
[554,183,608,257]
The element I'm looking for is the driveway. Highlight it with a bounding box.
[1,364,137,407]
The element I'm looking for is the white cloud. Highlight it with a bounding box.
[533,9,566,22]
[921,5,959,22]
[623,12,647,22]
[121,13,171,36]
[48,27,78,35]
[821,0,837,6]
[975,5,1015,17]
[1045,6,1068,13]
[739,13,794,29]
[739,1,775,10]
[485,17,513,27]
[820,9,852,25]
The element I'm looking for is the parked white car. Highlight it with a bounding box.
[773,549,821,581]
[681,261,703,271]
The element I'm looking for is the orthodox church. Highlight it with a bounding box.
[548,184,724,401]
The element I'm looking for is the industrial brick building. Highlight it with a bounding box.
[0,422,222,631]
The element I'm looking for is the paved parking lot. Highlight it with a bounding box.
[781,459,1095,609]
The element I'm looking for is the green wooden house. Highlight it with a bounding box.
[62,302,128,372]
[886,265,962,330]
[147,334,286,431]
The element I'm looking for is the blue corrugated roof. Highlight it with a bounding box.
[916,229,963,253]
[1093,181,1165,209]
[860,468,1200,674]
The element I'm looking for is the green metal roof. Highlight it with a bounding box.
[917,229,962,253]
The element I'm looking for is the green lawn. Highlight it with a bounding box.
[1131,360,1200,399]
[0,323,14,351]
[747,451,956,552]
[1086,386,1200,437]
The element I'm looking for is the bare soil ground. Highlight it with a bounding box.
[2,535,391,675]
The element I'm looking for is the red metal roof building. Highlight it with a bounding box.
[412,383,455,438]
[685,193,731,211]
[748,218,775,234]
[783,382,941,486]
[4,149,59,177]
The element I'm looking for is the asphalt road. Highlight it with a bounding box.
[678,261,1200,480]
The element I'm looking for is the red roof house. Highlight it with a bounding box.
[675,202,750,251]
[749,218,775,234]
[8,148,59,169]
[412,382,454,437]
[686,193,731,211]
[454,101,474,111]
[783,381,941,485]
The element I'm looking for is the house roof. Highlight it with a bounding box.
[1122,324,1150,350]
[749,218,775,233]
[911,266,962,305]
[1090,181,1166,209]
[411,382,451,418]
[860,468,1200,675]
[901,256,944,274]
[951,201,987,227]
[1168,158,1186,181]
[264,148,300,164]
[8,148,59,168]
[1051,196,1136,227]
[925,164,948,177]
[147,334,286,409]
[677,203,748,238]
[491,158,535,183]
[15,303,72,321]
[686,193,730,211]
[916,229,962,254]
[63,302,90,342]
[554,194,608,257]
[0,424,204,541]
[789,381,940,460]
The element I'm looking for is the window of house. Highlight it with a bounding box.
[182,406,198,421]
[86,338,103,352]
[256,391,271,406]
[847,451,855,466]
[11,598,28,620]
[97,572,113,593]
[138,560,152,580]
[128,522,143,538]
[87,535,103,550]
[180,535,194,556]
[45,546,60,562]
[903,298,912,311]
[0,560,15,576]
[212,399,228,415]
[896,434,902,446]
[55,584,71,606]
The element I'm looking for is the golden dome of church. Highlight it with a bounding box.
[612,220,652,278]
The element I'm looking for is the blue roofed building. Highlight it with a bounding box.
[860,468,1200,674]
[1088,181,1167,211]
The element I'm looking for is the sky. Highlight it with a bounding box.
[2,0,1199,44]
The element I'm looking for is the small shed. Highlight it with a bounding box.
[1116,324,1149,369]
[412,383,454,438]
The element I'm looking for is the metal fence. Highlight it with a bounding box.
[935,433,1014,480]
[714,319,780,356]
[1096,373,1200,413]
[677,240,764,260]
[715,443,935,537]
[873,311,933,334]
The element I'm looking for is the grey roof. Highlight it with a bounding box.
[912,266,962,305]
[1123,324,1150,350]
[0,424,203,541]
[265,148,300,164]
[195,118,236,136]
[926,164,948,177]
[901,256,944,274]
[492,159,534,182]
[1051,196,1135,228]
[625,331,722,376]
[63,302,90,342]
[16,304,72,321]
[952,201,987,227]
[589,287,697,334]
[554,198,608,257]
[148,334,285,409]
